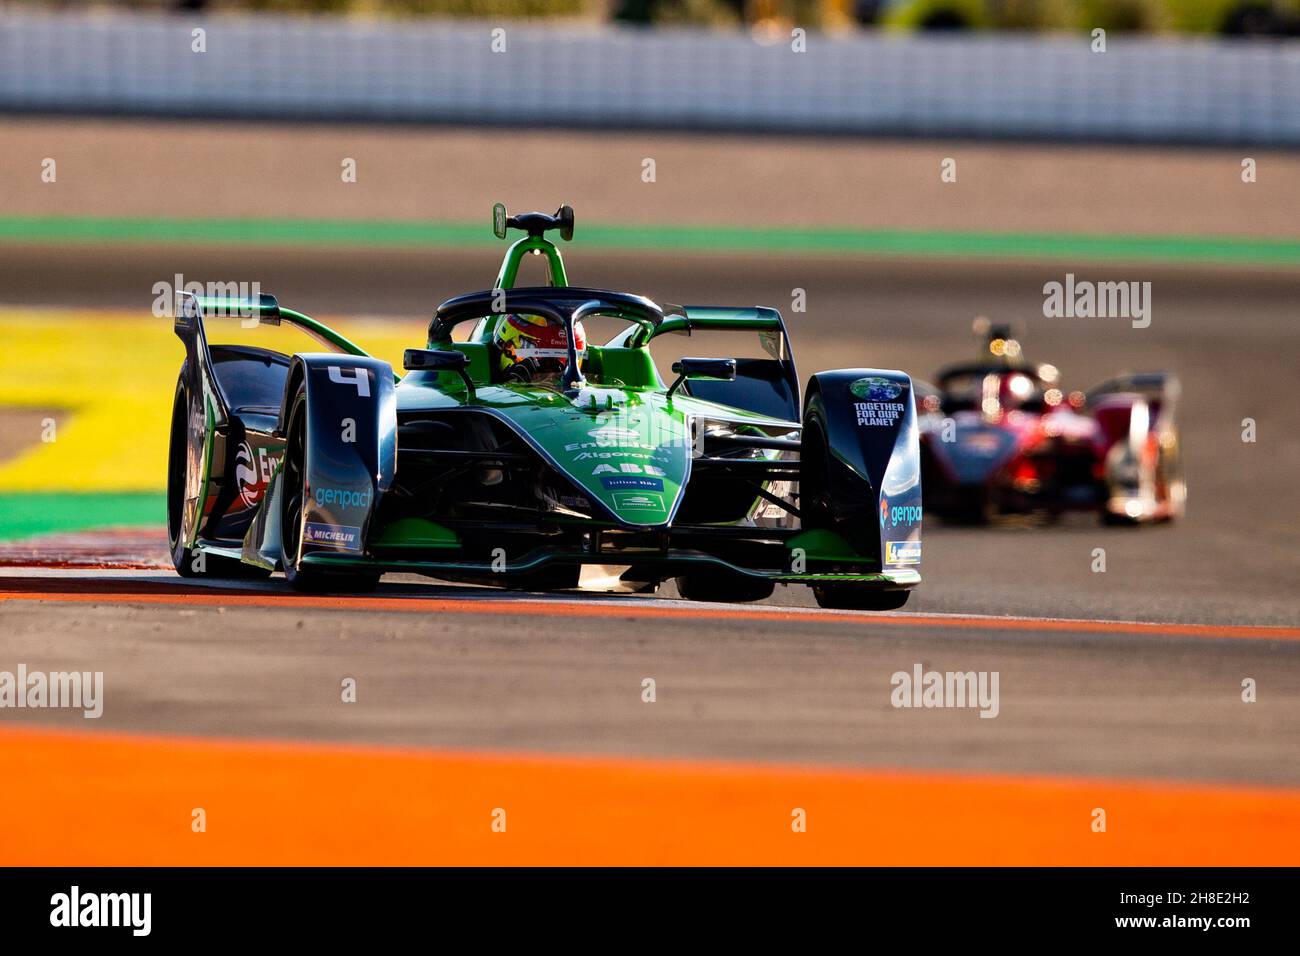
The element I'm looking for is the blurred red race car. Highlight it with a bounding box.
[916,323,1186,525]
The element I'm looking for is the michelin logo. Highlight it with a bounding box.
[885,540,922,565]
[304,522,362,551]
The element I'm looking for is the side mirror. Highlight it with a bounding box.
[492,202,508,240]
[556,203,575,242]
[667,357,736,400]
[404,349,474,396]
[403,348,469,372]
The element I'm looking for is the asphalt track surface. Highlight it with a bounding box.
[2,569,1298,786]
[1,244,1298,858]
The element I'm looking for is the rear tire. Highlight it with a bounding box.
[1099,507,1141,527]
[945,486,994,526]
[812,586,910,611]
[279,382,380,594]
[675,570,775,604]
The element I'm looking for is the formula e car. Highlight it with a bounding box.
[166,204,922,608]
[916,322,1185,524]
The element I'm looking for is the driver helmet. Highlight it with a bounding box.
[494,312,586,386]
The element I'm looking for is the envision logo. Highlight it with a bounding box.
[50,886,151,936]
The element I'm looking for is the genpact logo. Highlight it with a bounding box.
[313,486,371,510]
[889,504,922,527]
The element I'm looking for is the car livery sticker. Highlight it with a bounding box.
[854,401,906,427]
[313,486,372,510]
[601,476,664,491]
[885,540,922,565]
[884,503,922,528]
[612,491,666,512]
[850,376,905,402]
[235,441,282,510]
[304,522,362,551]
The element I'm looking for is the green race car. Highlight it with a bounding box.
[166,205,922,608]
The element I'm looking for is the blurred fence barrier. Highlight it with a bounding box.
[2,11,1298,144]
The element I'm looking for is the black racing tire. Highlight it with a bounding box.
[502,564,582,592]
[279,382,380,594]
[1222,4,1279,36]
[675,570,775,604]
[812,586,910,611]
[167,365,269,580]
[942,486,994,526]
[798,405,881,554]
[920,9,970,31]
[1099,508,1141,527]
[797,414,834,534]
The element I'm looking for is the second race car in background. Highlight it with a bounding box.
[916,322,1186,525]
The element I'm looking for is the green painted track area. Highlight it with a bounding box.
[0,492,163,541]
[1,216,1298,267]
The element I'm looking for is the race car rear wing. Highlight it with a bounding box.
[1086,372,1181,421]
[1086,372,1181,404]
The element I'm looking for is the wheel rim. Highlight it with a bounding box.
[168,378,202,552]
[166,383,186,549]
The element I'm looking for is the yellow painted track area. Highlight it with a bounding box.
[0,309,426,493]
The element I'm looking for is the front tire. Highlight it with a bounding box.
[675,570,775,603]
[503,564,582,592]
[812,586,910,611]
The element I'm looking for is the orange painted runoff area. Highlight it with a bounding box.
[1,727,1297,866]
